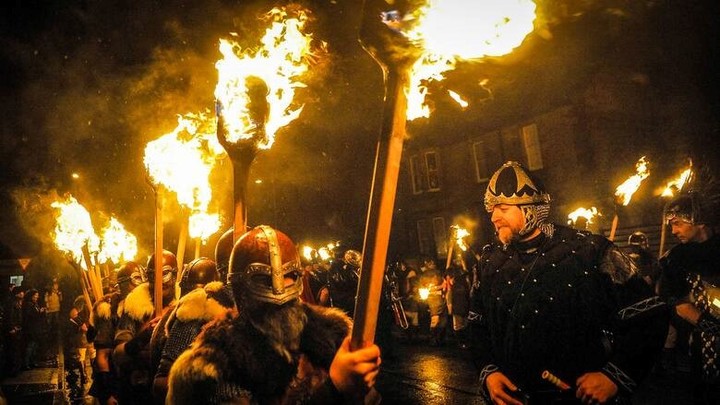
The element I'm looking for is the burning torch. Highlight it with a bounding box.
[658,161,692,256]
[214,6,316,243]
[50,194,97,312]
[352,0,536,350]
[609,156,650,241]
[567,206,600,231]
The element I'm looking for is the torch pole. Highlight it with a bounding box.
[70,261,94,314]
[608,213,619,242]
[658,211,667,257]
[176,208,189,276]
[351,67,409,350]
[81,245,103,302]
[231,153,254,243]
[194,238,201,260]
[445,231,455,270]
[154,185,164,317]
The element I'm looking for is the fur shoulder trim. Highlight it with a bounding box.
[91,301,112,326]
[167,343,221,404]
[123,283,155,322]
[165,282,234,334]
[301,304,352,369]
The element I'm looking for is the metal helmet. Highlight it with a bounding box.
[179,257,219,295]
[664,194,696,225]
[146,250,178,285]
[484,161,551,212]
[215,228,234,283]
[115,261,145,287]
[227,225,303,306]
[343,249,362,269]
[628,231,649,249]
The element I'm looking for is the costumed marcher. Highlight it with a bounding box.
[445,257,471,349]
[88,261,144,405]
[402,260,421,343]
[419,258,447,347]
[167,225,381,404]
[657,168,720,404]
[621,231,660,288]
[151,257,231,402]
[471,161,668,405]
[327,248,361,316]
[113,250,177,404]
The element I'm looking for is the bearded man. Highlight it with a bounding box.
[167,225,381,404]
[470,161,667,405]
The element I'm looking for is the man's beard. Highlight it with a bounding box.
[246,299,308,363]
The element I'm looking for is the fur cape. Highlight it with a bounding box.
[167,302,351,404]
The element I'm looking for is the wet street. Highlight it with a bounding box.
[377,340,486,404]
[374,331,695,405]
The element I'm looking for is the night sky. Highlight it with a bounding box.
[1,1,718,263]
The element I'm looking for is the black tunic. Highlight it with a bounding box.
[471,225,667,398]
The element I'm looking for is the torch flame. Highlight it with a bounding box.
[302,246,315,262]
[451,225,470,251]
[189,212,222,244]
[144,113,222,214]
[51,195,98,269]
[661,163,693,197]
[567,207,601,224]
[615,156,650,206]
[215,7,316,148]
[400,0,536,120]
[98,217,138,264]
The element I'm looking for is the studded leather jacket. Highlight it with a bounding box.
[470,225,667,398]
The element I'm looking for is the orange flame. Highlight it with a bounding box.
[215,7,317,148]
[189,212,222,244]
[615,156,650,206]
[567,207,601,224]
[451,225,470,251]
[98,217,138,264]
[661,162,692,197]
[51,195,98,269]
[399,0,537,120]
[144,113,222,212]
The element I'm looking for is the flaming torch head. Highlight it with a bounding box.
[215,6,316,149]
[614,156,650,206]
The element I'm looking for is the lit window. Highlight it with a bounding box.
[522,123,543,170]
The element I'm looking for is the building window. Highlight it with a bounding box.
[522,123,543,170]
[425,151,441,191]
[416,219,433,255]
[432,217,447,258]
[409,155,424,194]
[473,141,491,182]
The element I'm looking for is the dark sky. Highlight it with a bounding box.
[1,0,719,260]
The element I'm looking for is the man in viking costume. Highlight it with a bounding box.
[471,161,667,404]
[658,166,720,404]
[167,225,381,404]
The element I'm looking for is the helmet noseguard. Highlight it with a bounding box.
[115,261,145,287]
[146,250,178,285]
[179,257,219,295]
[484,161,551,212]
[215,228,234,283]
[228,225,303,306]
